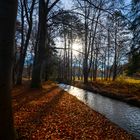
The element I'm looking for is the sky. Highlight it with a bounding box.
[61,0,73,10]
[61,0,131,9]
[57,0,83,56]
[57,0,132,56]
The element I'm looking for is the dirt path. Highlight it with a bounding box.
[12,81,136,140]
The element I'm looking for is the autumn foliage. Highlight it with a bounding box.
[12,81,135,139]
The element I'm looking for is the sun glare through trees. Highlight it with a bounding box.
[0,0,140,139]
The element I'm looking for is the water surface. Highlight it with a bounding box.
[59,84,140,139]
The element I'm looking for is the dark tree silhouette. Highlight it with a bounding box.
[31,0,60,88]
[0,0,18,139]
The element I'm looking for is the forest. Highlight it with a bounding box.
[0,0,140,139]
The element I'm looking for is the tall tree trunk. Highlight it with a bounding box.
[16,0,24,84]
[31,0,46,88]
[0,0,17,139]
[113,26,117,81]
[83,60,88,84]
[63,31,67,82]
[93,53,98,81]
[83,21,88,83]
[70,28,73,83]
[70,45,73,82]
[106,29,110,80]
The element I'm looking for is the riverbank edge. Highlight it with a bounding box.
[61,81,140,108]
[12,81,136,139]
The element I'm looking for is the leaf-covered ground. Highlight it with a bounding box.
[12,81,136,140]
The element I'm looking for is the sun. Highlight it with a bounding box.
[72,43,82,56]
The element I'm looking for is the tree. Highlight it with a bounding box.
[31,0,60,88]
[128,51,140,75]
[74,0,103,83]
[16,0,36,85]
[0,0,18,139]
[131,0,140,53]
[52,10,84,83]
[127,0,140,75]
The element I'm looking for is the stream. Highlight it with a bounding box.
[59,84,140,139]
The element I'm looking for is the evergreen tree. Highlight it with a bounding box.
[128,0,140,75]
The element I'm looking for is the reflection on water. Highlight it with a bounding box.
[59,84,140,139]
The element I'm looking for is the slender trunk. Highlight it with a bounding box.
[63,31,67,82]
[107,29,110,80]
[94,57,98,81]
[78,62,81,80]
[70,45,73,82]
[83,71,88,84]
[73,65,76,81]
[93,42,98,81]
[16,24,32,84]
[101,56,104,80]
[16,1,24,84]
[83,26,89,84]
[113,26,117,81]
[67,38,70,82]
[16,0,35,84]
[104,49,107,80]
[83,2,89,84]
[0,0,17,139]
[12,40,17,85]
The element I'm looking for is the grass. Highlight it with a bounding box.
[96,77,140,97]
[72,77,140,106]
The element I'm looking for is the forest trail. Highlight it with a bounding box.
[12,81,136,139]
